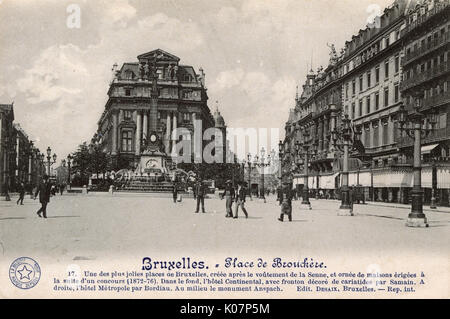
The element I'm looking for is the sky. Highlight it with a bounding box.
[0,0,394,160]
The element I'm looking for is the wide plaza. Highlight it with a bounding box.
[0,193,448,262]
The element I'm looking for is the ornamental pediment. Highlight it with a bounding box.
[137,49,180,63]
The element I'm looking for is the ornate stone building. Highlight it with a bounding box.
[95,49,217,174]
[283,0,450,205]
[399,0,450,205]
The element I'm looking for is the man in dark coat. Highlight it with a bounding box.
[16,182,25,205]
[234,182,248,219]
[172,181,178,203]
[194,180,206,213]
[278,182,293,222]
[222,180,235,218]
[34,175,52,218]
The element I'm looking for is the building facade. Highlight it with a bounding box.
[1,103,43,197]
[283,0,450,205]
[95,49,218,175]
[399,0,450,205]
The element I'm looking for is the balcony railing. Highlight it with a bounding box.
[397,127,450,148]
[403,32,449,66]
[400,2,449,38]
[400,61,450,91]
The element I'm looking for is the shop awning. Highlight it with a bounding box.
[421,144,439,154]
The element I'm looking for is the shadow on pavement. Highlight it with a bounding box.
[0,217,26,221]
[47,216,81,219]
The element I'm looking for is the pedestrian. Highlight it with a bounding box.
[194,179,206,213]
[34,175,52,218]
[349,187,354,212]
[278,182,293,222]
[223,180,235,218]
[59,184,64,196]
[16,182,25,205]
[234,181,248,219]
[276,186,282,205]
[172,181,178,203]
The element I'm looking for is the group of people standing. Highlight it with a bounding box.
[221,180,249,219]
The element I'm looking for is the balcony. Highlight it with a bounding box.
[400,61,450,91]
[397,127,450,148]
[400,2,450,38]
[422,91,450,111]
[403,32,449,67]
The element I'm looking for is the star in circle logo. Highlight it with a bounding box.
[9,257,41,289]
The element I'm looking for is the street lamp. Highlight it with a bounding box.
[254,147,271,203]
[397,99,436,227]
[294,125,317,210]
[45,146,57,176]
[67,154,73,190]
[246,153,253,200]
[331,105,362,216]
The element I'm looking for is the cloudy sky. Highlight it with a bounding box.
[0,0,393,159]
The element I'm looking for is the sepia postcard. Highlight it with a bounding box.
[0,0,449,302]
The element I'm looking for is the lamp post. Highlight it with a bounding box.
[331,105,362,216]
[397,99,436,227]
[254,147,271,203]
[278,141,284,187]
[294,125,317,210]
[430,158,437,209]
[246,153,253,200]
[45,146,57,177]
[67,154,73,191]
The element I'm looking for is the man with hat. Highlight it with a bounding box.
[278,181,293,222]
[34,174,52,218]
[194,179,206,213]
[234,181,248,219]
[222,180,235,218]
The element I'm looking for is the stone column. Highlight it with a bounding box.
[166,112,171,154]
[171,112,178,155]
[111,110,118,155]
[142,111,148,142]
[323,116,329,152]
[135,110,142,156]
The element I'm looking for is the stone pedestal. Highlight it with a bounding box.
[406,217,429,228]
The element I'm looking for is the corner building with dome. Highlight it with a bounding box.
[94,49,227,179]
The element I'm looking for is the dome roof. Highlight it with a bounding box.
[213,102,226,127]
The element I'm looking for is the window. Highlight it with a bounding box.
[395,55,400,73]
[439,113,447,128]
[124,110,132,120]
[125,89,131,96]
[366,96,371,114]
[352,80,356,95]
[359,75,364,91]
[375,65,380,83]
[375,93,380,110]
[384,87,389,106]
[364,124,370,147]
[367,71,371,88]
[394,84,400,103]
[386,36,390,47]
[358,99,363,117]
[121,131,133,152]
[384,60,389,78]
[382,120,388,145]
[345,83,349,99]
[351,102,356,119]
[373,122,379,147]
